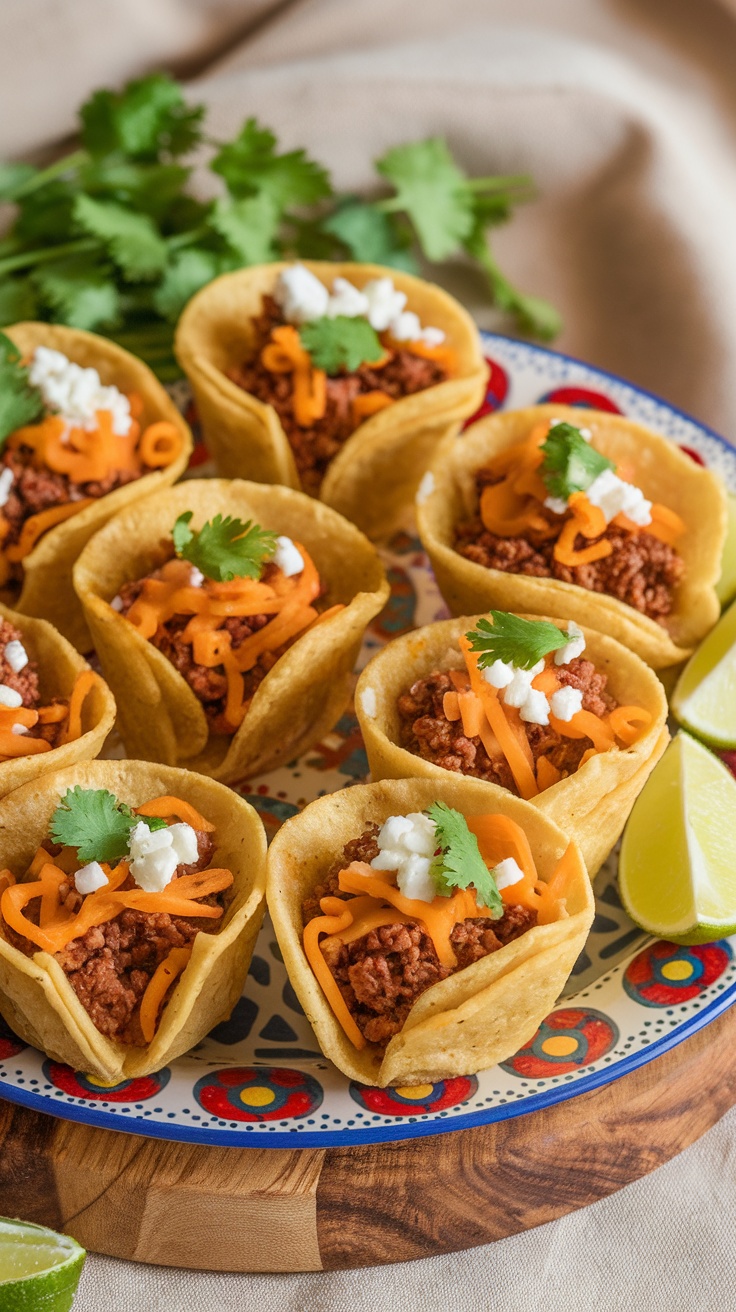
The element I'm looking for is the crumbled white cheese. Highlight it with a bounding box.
[128,819,199,893]
[273,535,304,578]
[4,640,28,673]
[389,310,423,342]
[359,687,377,718]
[553,620,586,666]
[11,724,28,735]
[543,495,570,516]
[586,468,652,527]
[482,659,515,689]
[420,325,446,347]
[74,861,109,895]
[326,276,369,319]
[110,595,124,612]
[370,811,437,902]
[416,471,435,505]
[29,346,132,436]
[518,687,550,726]
[501,661,545,710]
[273,264,329,324]
[189,566,205,588]
[550,686,584,722]
[362,277,407,331]
[493,857,524,890]
[0,684,22,708]
[0,468,15,508]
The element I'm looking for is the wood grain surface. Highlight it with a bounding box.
[2,1003,736,1272]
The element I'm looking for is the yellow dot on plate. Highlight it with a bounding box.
[394,1083,435,1100]
[661,960,694,981]
[85,1076,123,1090]
[239,1086,276,1108]
[541,1035,579,1058]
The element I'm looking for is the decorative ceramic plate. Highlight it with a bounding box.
[2,332,736,1148]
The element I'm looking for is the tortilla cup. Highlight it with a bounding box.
[0,601,115,798]
[416,404,727,668]
[73,478,389,782]
[174,261,488,540]
[0,759,267,1082]
[4,323,193,653]
[355,613,669,876]
[267,776,594,1086]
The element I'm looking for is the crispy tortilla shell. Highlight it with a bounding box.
[416,405,727,668]
[267,776,594,1086]
[4,323,193,652]
[0,759,267,1081]
[73,478,389,782]
[0,601,115,797]
[174,261,488,540]
[355,613,669,875]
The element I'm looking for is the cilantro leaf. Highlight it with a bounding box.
[80,74,204,160]
[49,787,166,865]
[172,511,278,582]
[376,138,474,261]
[466,612,568,671]
[212,119,332,211]
[0,278,39,324]
[463,216,562,340]
[426,801,502,915]
[321,200,417,272]
[73,195,167,280]
[153,248,222,321]
[541,423,615,501]
[0,331,44,445]
[299,316,383,375]
[209,193,279,265]
[0,162,38,202]
[32,256,120,332]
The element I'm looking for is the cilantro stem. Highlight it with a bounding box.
[0,237,98,275]
[166,224,211,252]
[465,174,534,193]
[373,197,404,214]
[12,149,89,199]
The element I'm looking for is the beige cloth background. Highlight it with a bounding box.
[2,1,736,1306]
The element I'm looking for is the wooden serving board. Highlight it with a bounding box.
[2,1002,735,1273]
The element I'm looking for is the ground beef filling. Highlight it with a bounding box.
[0,829,219,1046]
[0,617,66,748]
[302,826,537,1048]
[397,659,618,790]
[116,553,306,736]
[454,471,685,623]
[0,445,154,583]
[226,295,448,495]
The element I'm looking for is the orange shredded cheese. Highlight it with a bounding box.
[139,945,193,1043]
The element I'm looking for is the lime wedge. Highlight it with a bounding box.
[671,597,736,748]
[716,491,736,606]
[0,1218,85,1312]
[619,732,736,944]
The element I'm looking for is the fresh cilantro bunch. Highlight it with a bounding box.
[466,612,569,670]
[426,801,502,915]
[541,423,615,502]
[0,74,559,377]
[172,511,277,582]
[50,787,167,864]
[299,316,383,374]
[0,331,44,444]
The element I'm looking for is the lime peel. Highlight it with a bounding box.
[671,597,736,749]
[0,1218,85,1312]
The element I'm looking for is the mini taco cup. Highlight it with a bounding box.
[174,261,488,540]
[355,613,669,876]
[0,601,115,797]
[0,759,267,1082]
[267,777,594,1086]
[416,404,727,668]
[3,323,193,652]
[73,478,389,781]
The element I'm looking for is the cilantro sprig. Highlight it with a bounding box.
[0,331,44,445]
[299,316,384,374]
[172,511,277,582]
[466,612,569,671]
[50,787,166,865]
[541,423,615,503]
[0,74,559,378]
[426,802,502,915]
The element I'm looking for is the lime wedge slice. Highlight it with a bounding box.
[0,1218,85,1312]
[716,491,736,606]
[619,732,736,944]
[671,597,736,748]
